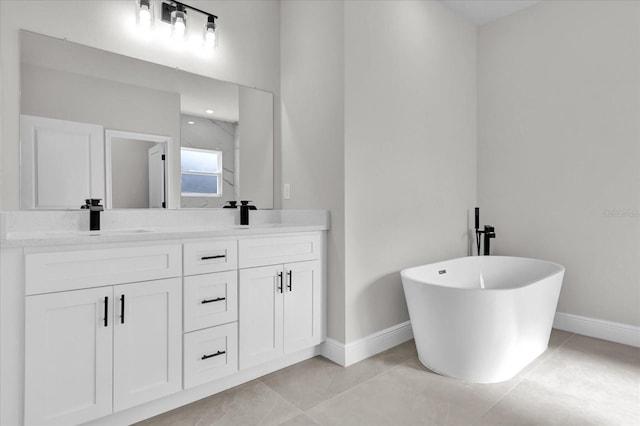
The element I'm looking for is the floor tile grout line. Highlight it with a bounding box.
[469,332,577,425]
[297,354,418,422]
[259,352,417,414]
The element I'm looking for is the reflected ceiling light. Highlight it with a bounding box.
[160,1,218,49]
[137,0,153,28]
[187,121,195,125]
[205,109,214,114]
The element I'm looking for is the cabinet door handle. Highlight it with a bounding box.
[201,297,226,304]
[120,294,125,324]
[287,270,292,291]
[201,350,226,360]
[277,272,283,293]
[103,296,109,327]
[201,254,226,260]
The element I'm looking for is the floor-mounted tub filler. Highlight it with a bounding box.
[401,256,564,383]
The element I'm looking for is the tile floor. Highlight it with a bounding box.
[136,330,640,426]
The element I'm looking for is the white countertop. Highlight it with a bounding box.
[0,210,330,248]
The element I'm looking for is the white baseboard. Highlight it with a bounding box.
[554,312,640,348]
[321,321,414,367]
[320,314,640,369]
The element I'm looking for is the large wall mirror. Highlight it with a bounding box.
[19,30,274,210]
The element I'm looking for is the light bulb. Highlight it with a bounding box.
[204,16,217,50]
[174,16,185,39]
[171,7,187,41]
[139,5,151,28]
[204,29,216,49]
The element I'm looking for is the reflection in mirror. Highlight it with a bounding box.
[180,115,238,208]
[105,130,171,209]
[19,30,274,210]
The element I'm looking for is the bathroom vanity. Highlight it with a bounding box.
[0,210,328,426]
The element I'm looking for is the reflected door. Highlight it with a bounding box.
[148,144,166,208]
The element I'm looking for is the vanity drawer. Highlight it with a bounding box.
[25,244,182,295]
[183,322,238,389]
[238,234,321,268]
[184,271,238,332]
[184,240,237,276]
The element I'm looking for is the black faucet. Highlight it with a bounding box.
[81,198,104,231]
[474,207,496,256]
[239,200,257,226]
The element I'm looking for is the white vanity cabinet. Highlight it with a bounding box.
[24,245,182,426]
[238,234,323,370]
[6,225,327,426]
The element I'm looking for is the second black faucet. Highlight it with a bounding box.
[239,201,257,226]
[81,198,104,231]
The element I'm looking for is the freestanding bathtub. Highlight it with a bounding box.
[401,256,564,383]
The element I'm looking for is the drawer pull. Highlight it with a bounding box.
[201,254,226,260]
[201,297,226,304]
[201,350,226,360]
[120,294,125,324]
[103,296,109,327]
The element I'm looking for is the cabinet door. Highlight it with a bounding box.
[239,265,284,369]
[113,278,182,411]
[283,260,323,353]
[25,287,113,426]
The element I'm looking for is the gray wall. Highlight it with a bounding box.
[111,138,157,209]
[239,87,274,209]
[281,0,346,342]
[478,0,640,327]
[281,0,476,343]
[344,1,477,341]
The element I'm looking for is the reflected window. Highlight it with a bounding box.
[181,147,222,196]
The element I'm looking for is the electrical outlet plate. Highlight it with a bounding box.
[283,184,291,200]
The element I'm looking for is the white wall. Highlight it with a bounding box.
[281,0,346,342]
[478,0,640,326]
[344,1,477,341]
[0,0,280,210]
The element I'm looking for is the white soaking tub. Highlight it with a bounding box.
[401,256,564,383]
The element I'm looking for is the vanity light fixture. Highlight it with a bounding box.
[160,1,218,49]
[205,109,214,114]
